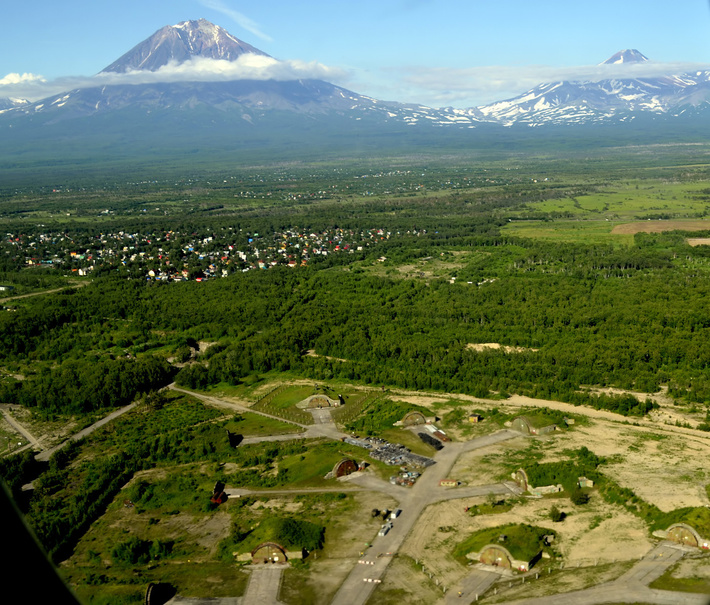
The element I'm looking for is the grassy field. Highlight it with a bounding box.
[503,220,635,245]
[224,412,302,436]
[251,385,315,424]
[503,177,710,244]
[268,386,316,409]
[514,179,710,220]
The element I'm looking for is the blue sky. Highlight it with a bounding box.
[2,0,710,107]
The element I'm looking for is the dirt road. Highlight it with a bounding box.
[0,282,86,303]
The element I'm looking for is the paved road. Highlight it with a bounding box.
[329,430,523,605]
[242,566,285,605]
[493,582,710,605]
[444,569,500,604]
[615,542,686,585]
[35,403,137,462]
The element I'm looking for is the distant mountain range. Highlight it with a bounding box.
[4,19,710,127]
[2,19,710,176]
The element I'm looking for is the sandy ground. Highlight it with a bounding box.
[687,238,710,247]
[369,386,710,513]
[449,440,524,486]
[611,220,710,234]
[466,343,538,353]
[306,350,349,363]
[399,495,653,593]
[552,423,710,511]
[373,555,443,604]
[586,385,707,428]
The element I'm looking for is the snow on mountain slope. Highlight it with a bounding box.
[4,31,710,131]
[101,19,269,73]
[475,50,710,126]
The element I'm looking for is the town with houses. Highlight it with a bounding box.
[2,225,419,282]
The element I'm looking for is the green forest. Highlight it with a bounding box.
[2,149,710,602]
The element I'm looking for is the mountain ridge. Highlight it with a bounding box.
[3,20,710,173]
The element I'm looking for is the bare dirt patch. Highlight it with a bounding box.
[611,220,710,234]
[162,511,232,556]
[373,554,442,604]
[450,440,523,486]
[687,238,710,247]
[401,495,651,592]
[552,423,710,511]
[306,349,348,363]
[390,394,447,408]
[197,340,217,352]
[466,343,538,353]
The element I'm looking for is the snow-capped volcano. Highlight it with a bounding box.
[3,33,710,153]
[475,50,710,126]
[601,49,648,65]
[10,19,393,119]
[101,18,270,73]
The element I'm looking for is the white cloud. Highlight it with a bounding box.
[0,72,46,86]
[3,58,710,108]
[0,55,349,102]
[198,0,273,42]
[121,55,347,83]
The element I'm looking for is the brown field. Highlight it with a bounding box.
[687,238,710,247]
[611,220,710,234]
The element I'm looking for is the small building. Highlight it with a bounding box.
[0,285,14,292]
[511,469,562,496]
[654,520,710,550]
[577,476,594,489]
[469,544,540,572]
[463,524,552,573]
[468,414,483,423]
[509,416,557,436]
[236,542,304,564]
[399,411,427,427]
[326,458,359,479]
[298,394,341,409]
